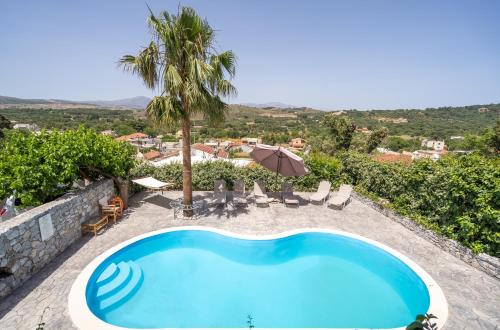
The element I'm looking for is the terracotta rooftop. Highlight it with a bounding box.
[116,132,149,141]
[143,150,161,160]
[192,143,228,158]
[373,153,412,165]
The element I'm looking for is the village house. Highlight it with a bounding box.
[13,123,40,132]
[412,150,442,161]
[143,150,162,161]
[289,138,306,149]
[192,143,228,159]
[421,139,446,151]
[100,130,117,137]
[241,137,262,146]
[116,133,160,149]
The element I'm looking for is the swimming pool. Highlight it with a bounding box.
[69,227,448,329]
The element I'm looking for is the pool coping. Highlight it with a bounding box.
[68,226,448,330]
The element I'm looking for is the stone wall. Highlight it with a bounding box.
[0,179,114,298]
[352,192,500,280]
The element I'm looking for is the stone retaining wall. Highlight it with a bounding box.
[352,192,500,280]
[0,179,114,298]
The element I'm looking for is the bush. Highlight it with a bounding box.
[0,127,136,206]
[339,151,500,256]
[130,154,343,193]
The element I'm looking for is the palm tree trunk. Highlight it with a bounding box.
[181,118,193,216]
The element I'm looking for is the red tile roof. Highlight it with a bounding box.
[143,150,161,160]
[192,143,228,158]
[373,154,412,165]
[116,132,149,141]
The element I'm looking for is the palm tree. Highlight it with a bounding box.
[120,6,236,211]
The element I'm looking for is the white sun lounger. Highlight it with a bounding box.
[281,182,300,207]
[212,180,227,207]
[253,180,270,207]
[328,184,353,209]
[131,177,173,194]
[309,181,331,204]
[233,180,248,207]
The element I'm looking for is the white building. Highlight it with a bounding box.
[241,137,262,146]
[421,139,446,151]
[13,123,40,132]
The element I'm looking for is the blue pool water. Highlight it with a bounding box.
[86,230,430,328]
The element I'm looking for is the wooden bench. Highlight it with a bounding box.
[81,215,109,237]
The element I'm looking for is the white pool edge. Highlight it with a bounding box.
[68,226,448,330]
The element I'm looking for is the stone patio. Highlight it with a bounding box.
[0,191,498,330]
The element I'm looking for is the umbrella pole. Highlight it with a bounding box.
[275,150,281,192]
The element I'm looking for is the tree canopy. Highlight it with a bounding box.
[119,6,236,208]
[0,127,135,206]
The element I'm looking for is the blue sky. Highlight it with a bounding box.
[1,0,499,110]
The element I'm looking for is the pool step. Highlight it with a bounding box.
[94,261,143,311]
[96,262,132,299]
[96,263,119,287]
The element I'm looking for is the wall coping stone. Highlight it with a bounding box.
[0,180,111,234]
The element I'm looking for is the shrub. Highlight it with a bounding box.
[339,151,500,256]
[0,127,136,206]
[130,154,343,193]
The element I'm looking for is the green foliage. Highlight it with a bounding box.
[366,127,389,153]
[0,127,136,206]
[339,152,500,256]
[161,134,178,142]
[321,115,356,150]
[345,104,499,139]
[119,6,237,128]
[0,114,12,139]
[490,120,500,153]
[382,136,421,152]
[1,103,497,145]
[131,155,342,193]
[406,314,438,330]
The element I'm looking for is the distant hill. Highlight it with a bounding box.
[240,102,300,109]
[81,96,151,109]
[0,95,151,110]
[0,95,76,105]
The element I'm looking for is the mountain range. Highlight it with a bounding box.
[0,95,151,109]
[241,102,299,109]
[0,95,304,110]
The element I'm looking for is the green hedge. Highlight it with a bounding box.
[339,152,500,256]
[130,154,343,193]
[0,127,136,206]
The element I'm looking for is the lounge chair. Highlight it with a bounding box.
[132,177,174,194]
[253,180,270,207]
[212,180,227,207]
[281,182,300,207]
[99,197,122,224]
[233,180,248,207]
[327,184,353,209]
[309,181,331,204]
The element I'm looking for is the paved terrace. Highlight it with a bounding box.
[0,191,499,330]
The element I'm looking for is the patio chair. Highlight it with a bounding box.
[281,182,300,207]
[309,181,332,205]
[212,180,227,207]
[99,197,122,224]
[253,180,270,207]
[233,180,248,207]
[327,184,353,209]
